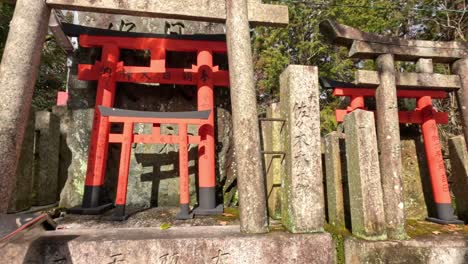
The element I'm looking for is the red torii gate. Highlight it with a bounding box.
[322,78,463,225]
[67,25,228,217]
[99,106,211,220]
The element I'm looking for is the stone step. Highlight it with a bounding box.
[1,226,334,264]
[346,234,468,264]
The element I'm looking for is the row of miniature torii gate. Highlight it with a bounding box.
[324,79,460,225]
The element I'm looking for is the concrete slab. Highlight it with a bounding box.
[59,207,240,230]
[345,234,468,264]
[1,226,334,264]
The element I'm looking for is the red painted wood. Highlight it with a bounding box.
[333,87,448,99]
[79,35,228,210]
[196,50,216,188]
[78,65,230,87]
[115,122,134,206]
[80,35,228,53]
[179,123,190,205]
[108,134,201,145]
[85,45,119,187]
[56,91,69,106]
[335,109,449,124]
[418,96,452,204]
[349,95,365,110]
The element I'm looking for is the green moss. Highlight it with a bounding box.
[406,219,468,238]
[324,223,351,264]
[269,224,286,233]
[213,207,240,222]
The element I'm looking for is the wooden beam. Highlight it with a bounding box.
[355,70,461,91]
[349,40,468,63]
[45,0,289,27]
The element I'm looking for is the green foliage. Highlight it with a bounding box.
[255,0,466,135]
[32,35,67,110]
[320,102,338,135]
[0,3,14,58]
[0,3,67,111]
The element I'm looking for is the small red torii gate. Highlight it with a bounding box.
[322,78,463,225]
[99,106,210,220]
[67,25,228,218]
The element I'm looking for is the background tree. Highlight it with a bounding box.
[254,0,466,137]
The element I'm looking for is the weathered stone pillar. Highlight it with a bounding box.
[280,65,324,233]
[225,0,268,233]
[0,0,50,213]
[449,136,468,222]
[262,103,283,220]
[400,135,430,220]
[59,109,94,208]
[375,54,406,239]
[53,105,72,200]
[33,111,60,206]
[344,110,387,240]
[452,59,468,153]
[324,131,346,229]
[7,110,35,213]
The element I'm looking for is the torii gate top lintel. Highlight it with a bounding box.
[46,0,289,27]
[319,20,468,63]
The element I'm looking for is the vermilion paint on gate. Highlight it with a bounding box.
[326,79,461,224]
[69,31,228,218]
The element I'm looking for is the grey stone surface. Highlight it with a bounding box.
[452,59,468,154]
[344,110,387,240]
[319,20,468,62]
[320,20,468,53]
[1,226,334,264]
[53,106,72,201]
[345,234,468,264]
[226,0,268,233]
[48,0,289,26]
[7,110,35,213]
[280,65,324,233]
[75,11,226,35]
[376,54,406,240]
[59,109,94,208]
[354,70,461,91]
[449,135,468,222]
[349,40,468,62]
[401,136,431,220]
[33,111,61,206]
[0,0,50,213]
[55,207,240,229]
[262,103,282,220]
[324,131,346,229]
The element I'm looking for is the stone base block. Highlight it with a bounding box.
[345,234,468,264]
[67,203,114,215]
[193,204,224,216]
[1,226,334,264]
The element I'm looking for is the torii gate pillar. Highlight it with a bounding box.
[226,0,268,233]
[0,0,51,213]
[452,59,468,153]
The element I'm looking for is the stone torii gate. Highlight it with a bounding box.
[0,0,288,234]
[320,20,467,239]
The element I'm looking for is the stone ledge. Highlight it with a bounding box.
[2,226,334,264]
[345,234,468,264]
